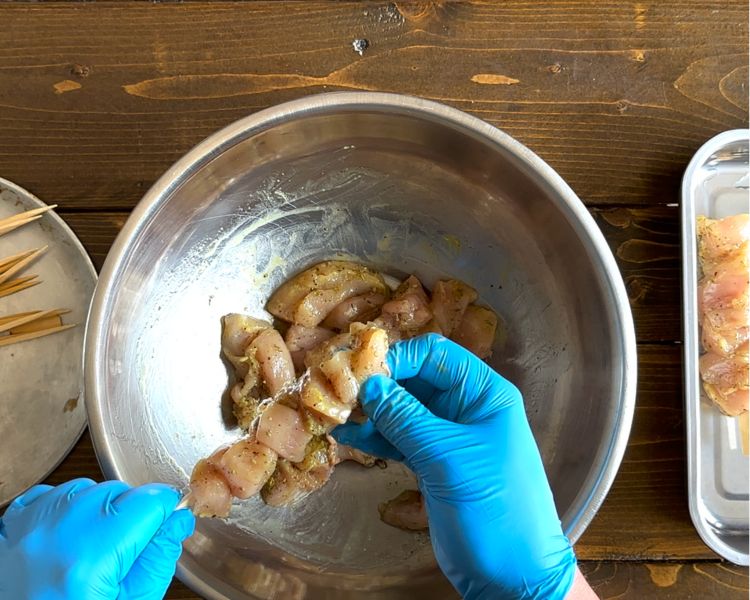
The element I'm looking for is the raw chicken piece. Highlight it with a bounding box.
[249,329,296,397]
[304,331,354,370]
[697,214,749,273]
[322,292,387,331]
[451,305,498,359]
[256,402,312,462]
[699,270,748,316]
[188,454,233,518]
[221,313,270,356]
[319,350,358,405]
[284,324,335,372]
[332,441,378,467]
[376,275,432,341]
[699,343,749,417]
[261,458,332,507]
[295,281,385,328]
[703,385,749,417]
[221,314,270,377]
[266,261,387,326]
[378,490,428,531]
[700,344,749,390]
[430,279,478,337]
[349,324,389,383]
[300,367,352,425]
[216,438,278,499]
[701,317,749,357]
[221,315,296,431]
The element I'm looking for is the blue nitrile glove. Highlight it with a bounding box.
[334,334,577,600]
[0,479,195,600]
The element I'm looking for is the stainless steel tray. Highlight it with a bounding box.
[682,129,749,566]
[0,178,97,508]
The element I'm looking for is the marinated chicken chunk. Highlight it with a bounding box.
[376,275,433,341]
[217,439,278,500]
[322,292,387,331]
[188,451,233,518]
[284,324,335,373]
[378,490,429,531]
[222,316,295,430]
[429,279,478,337]
[450,305,498,359]
[267,261,388,327]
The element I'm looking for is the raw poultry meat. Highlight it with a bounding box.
[188,260,500,527]
[266,260,388,327]
[697,214,749,417]
[378,490,429,531]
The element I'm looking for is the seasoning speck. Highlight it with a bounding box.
[352,39,369,56]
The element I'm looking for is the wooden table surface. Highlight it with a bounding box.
[1,1,748,598]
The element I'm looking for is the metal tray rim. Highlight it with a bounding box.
[681,128,750,566]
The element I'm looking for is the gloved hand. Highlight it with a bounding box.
[334,334,577,600]
[0,479,195,600]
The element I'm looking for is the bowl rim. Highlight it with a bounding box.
[84,91,637,598]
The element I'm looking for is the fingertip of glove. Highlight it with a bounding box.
[169,508,196,541]
[137,483,182,509]
[109,482,181,520]
[329,421,358,445]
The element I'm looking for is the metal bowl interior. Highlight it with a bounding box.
[86,93,636,600]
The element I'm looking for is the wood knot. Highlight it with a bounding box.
[600,208,632,228]
[631,50,646,63]
[548,63,563,74]
[70,64,92,78]
[616,100,629,113]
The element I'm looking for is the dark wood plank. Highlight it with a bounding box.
[592,206,681,343]
[580,561,749,599]
[575,344,711,560]
[0,1,746,209]
[60,204,683,342]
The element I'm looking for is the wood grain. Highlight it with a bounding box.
[575,344,709,560]
[580,561,749,599]
[0,1,746,209]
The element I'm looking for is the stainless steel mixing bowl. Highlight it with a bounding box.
[85,92,636,600]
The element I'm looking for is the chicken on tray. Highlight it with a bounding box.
[187,260,499,529]
[696,214,749,419]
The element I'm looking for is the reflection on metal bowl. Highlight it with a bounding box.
[85,93,636,599]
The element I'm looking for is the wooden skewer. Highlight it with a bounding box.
[0,323,76,348]
[9,313,63,335]
[0,308,69,328]
[739,412,749,456]
[0,246,46,286]
[0,204,57,228]
[0,274,36,292]
[0,277,40,299]
[0,248,36,272]
[0,214,42,237]
[0,308,60,335]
